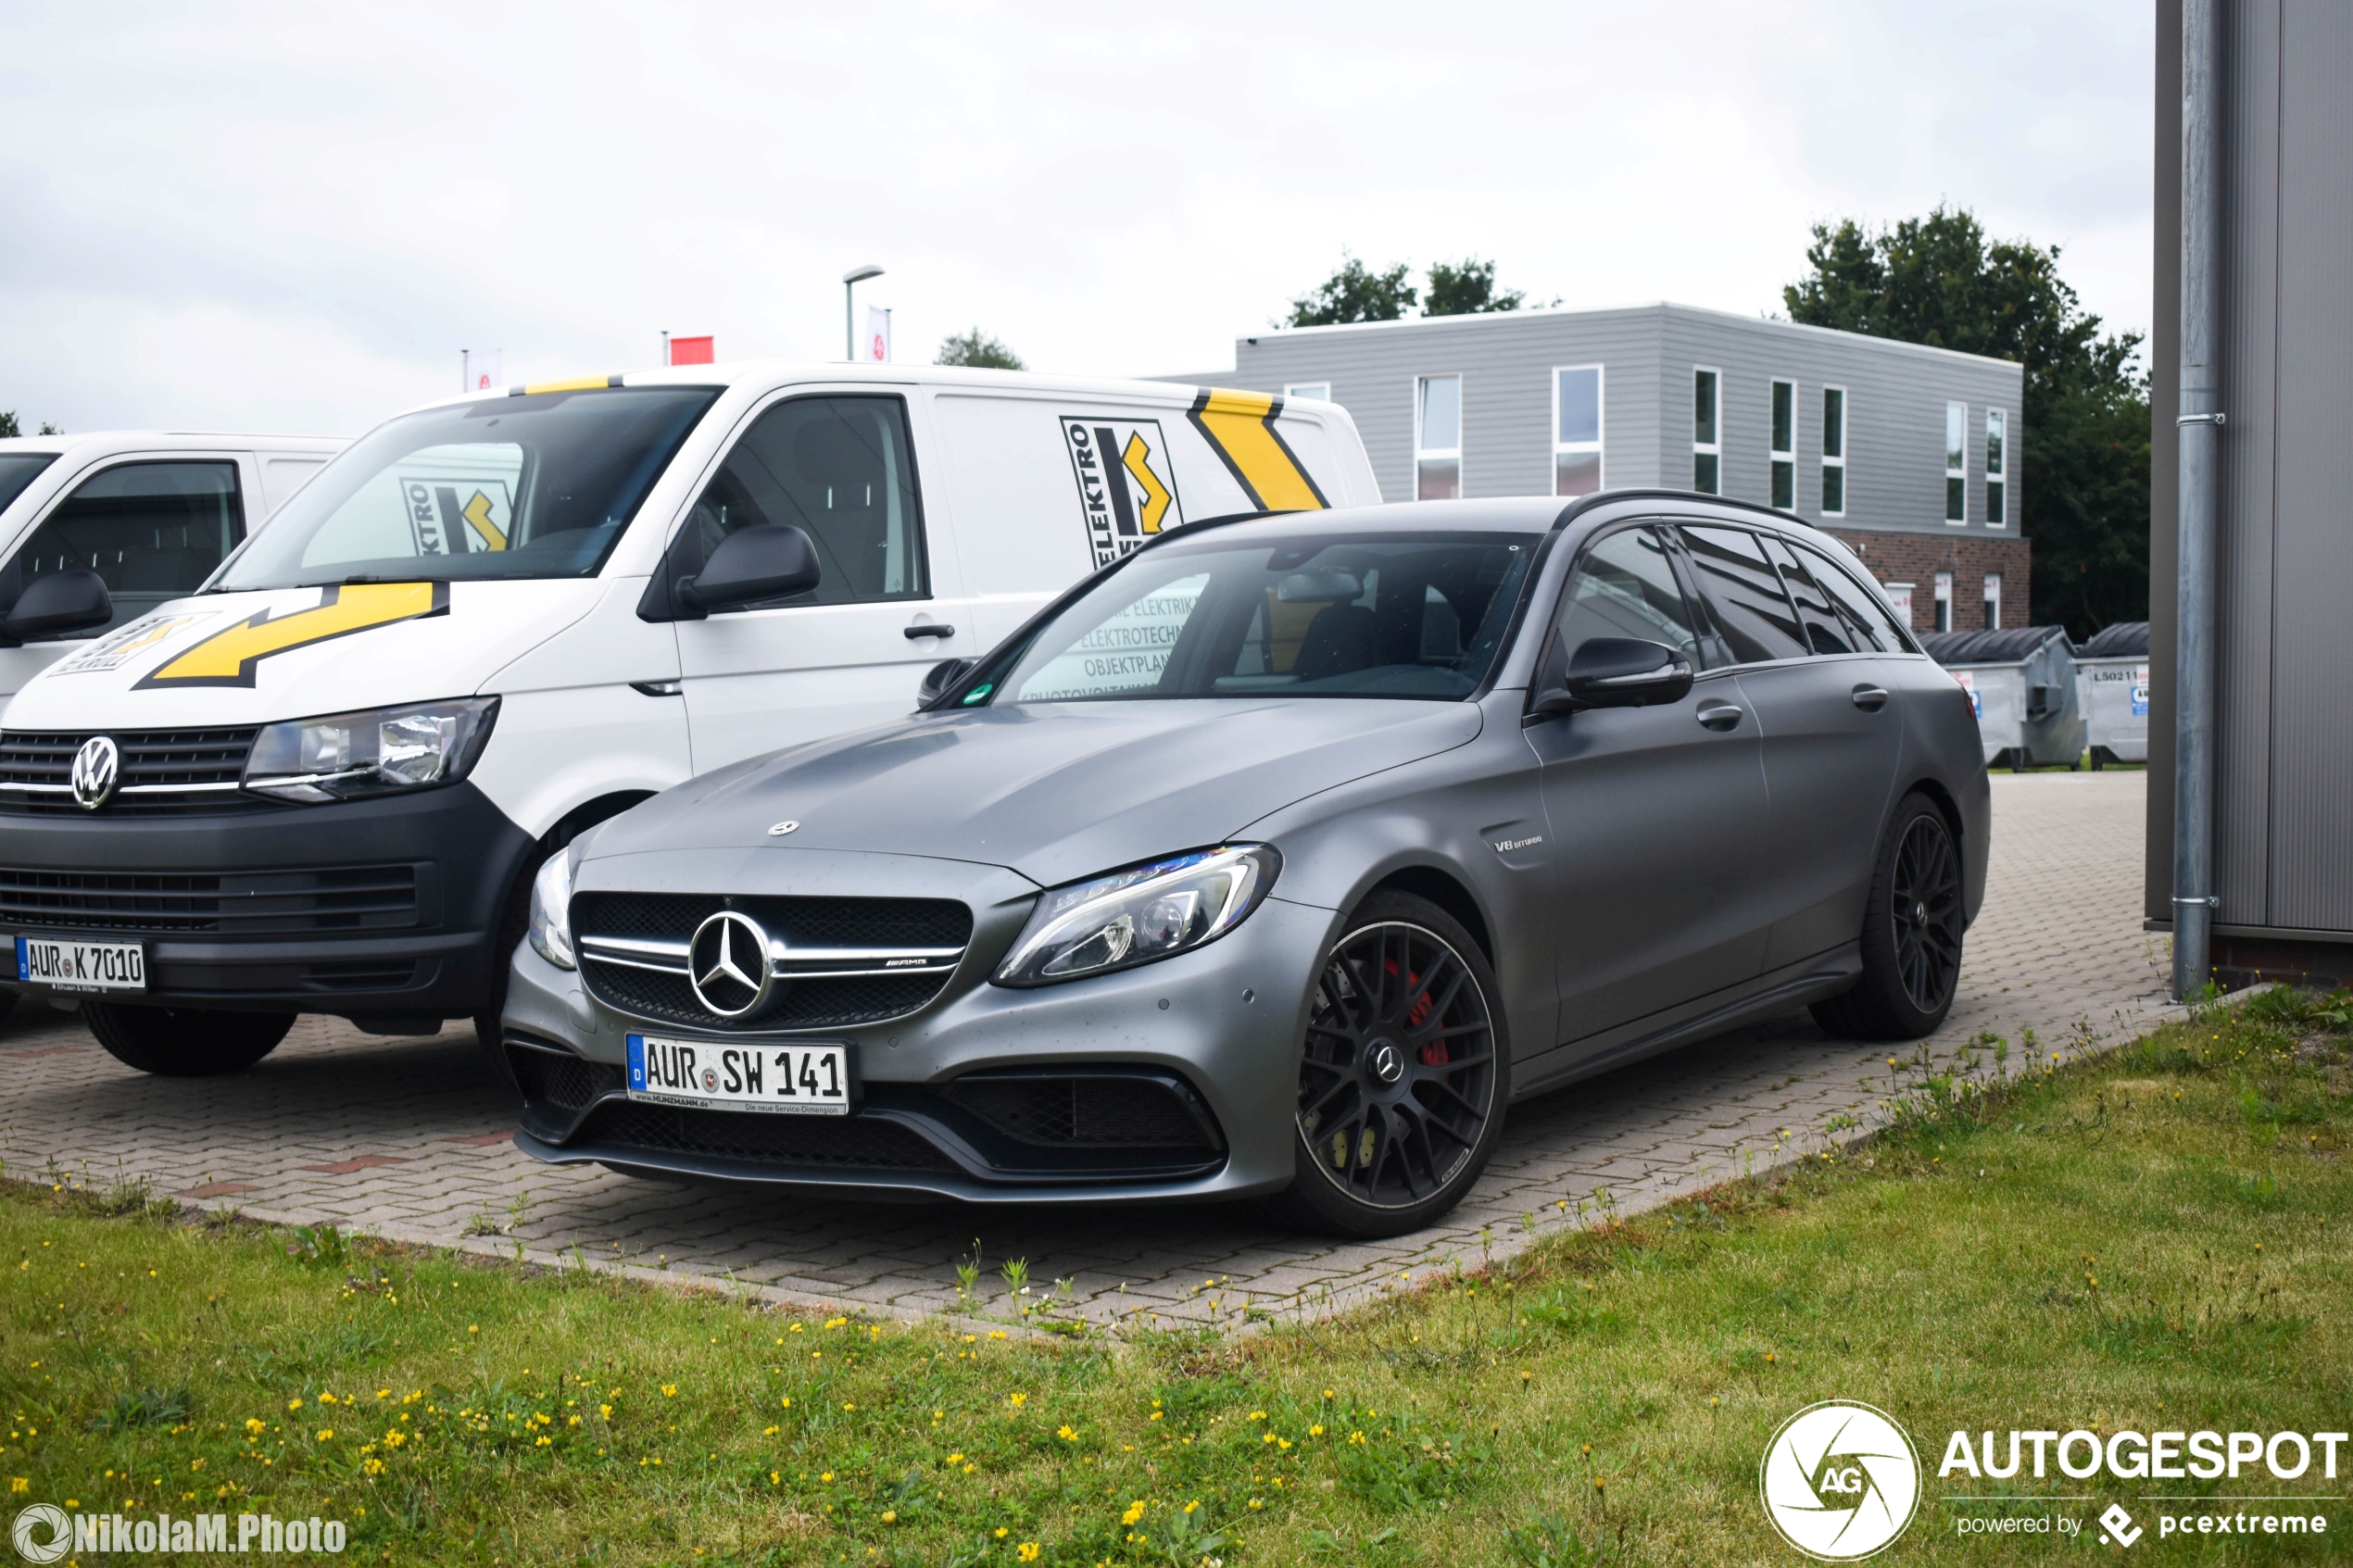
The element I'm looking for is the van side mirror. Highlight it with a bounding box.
[0,569,112,646]
[1531,636,1693,715]
[678,524,822,614]
[918,657,976,708]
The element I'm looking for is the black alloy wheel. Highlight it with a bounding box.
[1813,792,1967,1040]
[1269,892,1508,1237]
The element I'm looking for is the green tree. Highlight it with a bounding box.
[1286,255,1417,327]
[935,328,1026,370]
[1423,257,1526,317]
[0,411,16,438]
[1783,206,2148,639]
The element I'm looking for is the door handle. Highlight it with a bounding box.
[903,622,956,640]
[1850,684,1890,711]
[1695,700,1743,732]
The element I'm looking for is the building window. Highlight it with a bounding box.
[1933,571,1954,633]
[1286,383,1330,403]
[1416,375,1462,499]
[1692,369,1720,494]
[1944,402,1967,523]
[1768,378,1795,510]
[1821,386,1846,516]
[1553,365,1604,496]
[1882,579,1915,630]
[1983,571,2002,630]
[1984,408,2007,527]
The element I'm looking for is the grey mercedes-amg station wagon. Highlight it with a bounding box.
[500,492,1988,1236]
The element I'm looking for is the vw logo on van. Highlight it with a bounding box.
[687,910,773,1018]
[69,735,120,810]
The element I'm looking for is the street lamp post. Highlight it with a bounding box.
[843,264,884,361]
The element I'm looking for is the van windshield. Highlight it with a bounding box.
[976,531,1539,705]
[213,386,720,591]
[0,453,59,516]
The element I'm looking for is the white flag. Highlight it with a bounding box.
[863,305,891,363]
[463,349,502,394]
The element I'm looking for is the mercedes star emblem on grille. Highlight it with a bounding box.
[69,735,120,810]
[686,909,773,1017]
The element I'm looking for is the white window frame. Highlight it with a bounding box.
[1882,579,1915,631]
[1285,382,1331,404]
[1692,367,1722,495]
[1944,401,1968,524]
[1551,363,1604,497]
[1983,407,2007,528]
[1768,377,1796,511]
[1415,374,1463,500]
[1982,571,2002,631]
[1820,384,1847,518]
[1933,570,1955,633]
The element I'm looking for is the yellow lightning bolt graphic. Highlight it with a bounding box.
[1121,432,1174,533]
[137,583,446,688]
[462,490,506,550]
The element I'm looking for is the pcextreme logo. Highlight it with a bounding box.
[1760,1400,1922,1561]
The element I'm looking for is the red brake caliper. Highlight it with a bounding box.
[1385,955,1447,1067]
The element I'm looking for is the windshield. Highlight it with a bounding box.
[0,453,59,516]
[976,531,1540,705]
[214,386,720,591]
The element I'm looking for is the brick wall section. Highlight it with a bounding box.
[1824,530,2032,633]
[2212,933,2353,992]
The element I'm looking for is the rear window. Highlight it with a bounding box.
[215,387,720,591]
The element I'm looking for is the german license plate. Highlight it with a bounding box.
[17,935,146,994]
[624,1034,850,1116]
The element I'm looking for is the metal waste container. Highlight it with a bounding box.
[1917,625,2087,771]
[2075,621,2150,769]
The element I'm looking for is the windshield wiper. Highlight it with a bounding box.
[335,573,448,585]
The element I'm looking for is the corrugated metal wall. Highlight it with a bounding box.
[1190,306,2021,549]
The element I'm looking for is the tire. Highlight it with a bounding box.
[1265,892,1510,1238]
[0,988,18,1030]
[83,1003,293,1077]
[473,841,547,1072]
[1810,792,1967,1041]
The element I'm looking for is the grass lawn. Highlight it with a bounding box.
[3,987,2348,1565]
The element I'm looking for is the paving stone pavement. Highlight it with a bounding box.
[0,772,2176,1331]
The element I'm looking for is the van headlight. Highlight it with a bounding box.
[994,845,1280,987]
[243,696,499,803]
[527,850,576,971]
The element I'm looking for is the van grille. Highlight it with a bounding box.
[0,864,420,935]
[0,727,271,815]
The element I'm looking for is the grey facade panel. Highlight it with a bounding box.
[1170,305,2022,547]
[2266,0,2353,930]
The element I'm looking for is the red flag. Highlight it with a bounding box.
[669,335,714,366]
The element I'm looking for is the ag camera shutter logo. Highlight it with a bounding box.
[1760,1400,1921,1561]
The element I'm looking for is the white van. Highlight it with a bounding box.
[0,432,346,697]
[0,364,1377,1073]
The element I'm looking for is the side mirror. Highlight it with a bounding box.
[1532,636,1693,714]
[0,569,112,646]
[679,524,821,614]
[918,657,975,708]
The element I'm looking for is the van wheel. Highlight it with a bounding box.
[1265,892,1509,1238]
[83,1003,294,1077]
[1811,793,1966,1041]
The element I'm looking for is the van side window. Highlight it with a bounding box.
[1759,533,1856,655]
[1548,527,1702,681]
[5,460,244,637]
[690,396,927,605]
[1677,524,1808,663]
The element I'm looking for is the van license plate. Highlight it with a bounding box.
[624,1034,850,1116]
[18,935,146,994]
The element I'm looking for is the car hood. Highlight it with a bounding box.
[586,698,1484,889]
[1,578,601,729]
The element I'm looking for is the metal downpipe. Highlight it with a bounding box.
[2171,0,2222,1000]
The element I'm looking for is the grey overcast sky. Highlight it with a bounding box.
[0,1,2154,437]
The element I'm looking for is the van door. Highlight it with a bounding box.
[0,457,248,697]
[673,390,971,772]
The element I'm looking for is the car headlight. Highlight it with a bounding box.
[527,850,576,971]
[243,696,499,803]
[994,845,1280,987]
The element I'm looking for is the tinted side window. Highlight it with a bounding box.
[1761,533,1856,654]
[1793,540,1912,651]
[690,395,926,606]
[6,460,244,636]
[1679,524,1807,662]
[1549,526,1701,680]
